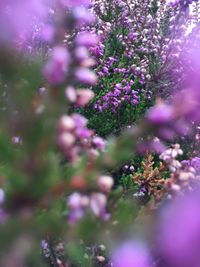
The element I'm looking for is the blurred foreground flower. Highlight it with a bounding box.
[157,187,200,267]
[111,241,151,267]
[43,46,70,85]
[0,0,48,45]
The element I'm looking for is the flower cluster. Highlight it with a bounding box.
[159,144,183,172]
[67,192,109,224]
[0,188,6,224]
[0,0,48,46]
[159,144,199,195]
[157,187,200,267]
[167,0,199,7]
[94,80,139,112]
[87,0,186,114]
[1,0,200,266]
[57,114,105,163]
[182,157,200,173]
[67,174,113,223]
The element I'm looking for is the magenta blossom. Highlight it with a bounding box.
[59,0,91,7]
[0,0,47,45]
[43,46,70,85]
[111,241,151,267]
[147,102,174,125]
[157,188,200,267]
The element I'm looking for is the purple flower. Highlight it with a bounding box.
[147,102,173,124]
[76,89,94,106]
[75,68,97,85]
[67,193,89,224]
[0,189,5,205]
[59,0,91,7]
[75,128,92,138]
[182,157,200,174]
[75,46,89,61]
[111,241,151,267]
[90,193,108,220]
[43,46,70,85]
[92,137,106,149]
[71,114,88,128]
[97,175,113,193]
[73,7,96,26]
[157,188,200,267]
[41,240,48,250]
[76,32,99,48]
[0,0,47,45]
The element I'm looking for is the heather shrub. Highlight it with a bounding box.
[0,1,200,267]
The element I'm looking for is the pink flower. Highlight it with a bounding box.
[112,241,151,267]
[58,115,75,132]
[97,175,113,193]
[76,32,99,48]
[76,89,94,106]
[147,102,173,124]
[57,132,75,149]
[73,7,96,26]
[157,189,200,267]
[0,189,5,205]
[92,137,106,149]
[75,68,97,85]
[0,0,47,45]
[65,86,77,103]
[71,114,88,128]
[59,0,91,7]
[90,193,108,219]
[43,46,70,85]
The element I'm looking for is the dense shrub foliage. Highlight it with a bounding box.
[1,0,200,266]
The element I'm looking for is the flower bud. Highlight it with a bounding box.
[57,132,75,149]
[97,175,114,193]
[58,115,75,132]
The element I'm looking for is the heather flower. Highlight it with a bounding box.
[147,102,174,125]
[167,0,198,7]
[0,0,47,45]
[90,193,108,219]
[68,192,89,209]
[94,80,139,112]
[75,32,99,48]
[57,132,75,149]
[75,68,97,85]
[58,115,75,132]
[65,86,77,103]
[43,46,70,85]
[40,24,55,42]
[111,241,151,267]
[182,157,200,174]
[12,136,22,145]
[157,188,200,267]
[67,193,89,224]
[57,113,105,163]
[97,175,114,193]
[173,88,200,123]
[71,113,88,128]
[75,46,89,61]
[76,89,94,106]
[41,240,48,250]
[59,0,91,7]
[73,7,96,26]
[0,189,5,205]
[75,127,92,138]
[92,137,106,149]
[160,144,183,172]
[67,192,109,223]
